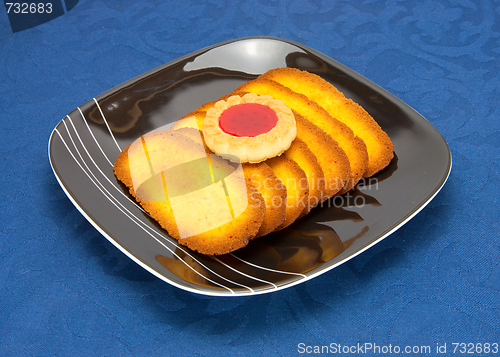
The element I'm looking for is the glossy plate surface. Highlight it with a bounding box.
[48,37,451,296]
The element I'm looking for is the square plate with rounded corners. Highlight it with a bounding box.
[48,36,451,296]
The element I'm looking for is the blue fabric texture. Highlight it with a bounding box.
[1,0,499,355]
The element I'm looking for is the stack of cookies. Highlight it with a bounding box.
[114,68,394,255]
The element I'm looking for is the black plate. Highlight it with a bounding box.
[48,37,451,296]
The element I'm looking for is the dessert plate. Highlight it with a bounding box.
[48,37,451,296]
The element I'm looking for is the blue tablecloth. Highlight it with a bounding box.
[1,0,499,355]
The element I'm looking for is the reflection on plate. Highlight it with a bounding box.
[48,37,451,296]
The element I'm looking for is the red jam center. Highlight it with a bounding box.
[219,103,278,137]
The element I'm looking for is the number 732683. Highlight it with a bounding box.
[5,3,53,14]
[452,343,498,354]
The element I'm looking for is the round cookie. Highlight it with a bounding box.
[202,93,297,163]
[113,129,266,255]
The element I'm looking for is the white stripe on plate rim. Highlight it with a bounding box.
[65,114,147,213]
[77,107,114,167]
[212,257,278,289]
[93,97,122,152]
[229,254,308,278]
